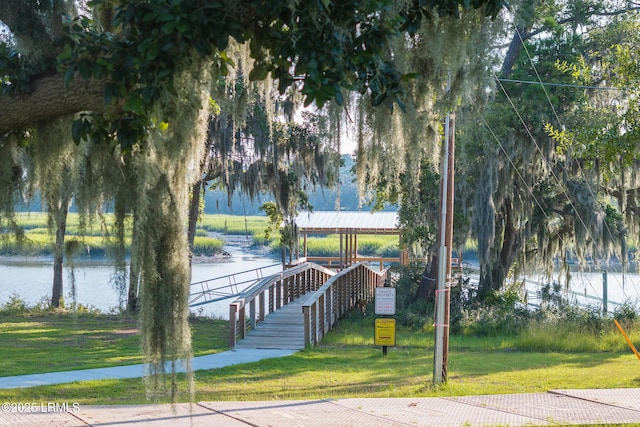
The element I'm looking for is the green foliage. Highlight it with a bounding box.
[457,290,532,336]
[47,0,509,152]
[397,161,440,257]
[613,301,639,330]
[0,294,28,315]
[259,201,284,243]
[393,261,434,329]
[0,43,32,95]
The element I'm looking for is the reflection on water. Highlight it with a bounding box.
[0,246,279,319]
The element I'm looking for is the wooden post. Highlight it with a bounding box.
[311,303,317,345]
[304,233,308,258]
[303,305,311,347]
[602,270,608,314]
[229,303,238,347]
[259,292,265,322]
[250,299,256,329]
[239,305,246,339]
[319,293,326,336]
[434,111,455,384]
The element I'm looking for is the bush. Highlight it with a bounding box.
[0,293,27,314]
[390,260,639,352]
[458,292,532,336]
[613,301,639,329]
[393,262,434,330]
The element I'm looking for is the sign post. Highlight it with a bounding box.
[375,318,396,355]
[375,287,396,356]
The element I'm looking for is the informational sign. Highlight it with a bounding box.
[374,318,396,346]
[375,287,396,315]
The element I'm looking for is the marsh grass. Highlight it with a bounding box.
[197,214,268,235]
[5,213,237,256]
[304,235,398,257]
[192,236,225,255]
[6,213,399,258]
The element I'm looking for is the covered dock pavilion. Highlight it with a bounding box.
[290,211,408,268]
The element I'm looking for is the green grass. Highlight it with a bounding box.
[4,213,399,258]
[197,214,268,236]
[0,312,228,377]
[304,234,399,257]
[192,236,225,255]
[0,309,639,405]
[4,213,229,256]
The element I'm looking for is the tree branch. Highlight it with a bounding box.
[0,74,106,134]
[501,6,640,77]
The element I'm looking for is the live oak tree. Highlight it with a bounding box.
[458,0,640,298]
[359,0,640,306]
[352,2,507,303]
[185,57,340,271]
[0,0,507,399]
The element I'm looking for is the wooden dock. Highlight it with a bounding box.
[234,299,306,350]
[229,262,388,350]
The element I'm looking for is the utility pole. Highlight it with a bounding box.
[433,112,455,384]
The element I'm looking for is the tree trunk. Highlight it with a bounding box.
[415,254,438,303]
[187,179,203,256]
[500,25,530,77]
[478,198,523,298]
[51,199,69,308]
[127,263,140,313]
[127,213,140,313]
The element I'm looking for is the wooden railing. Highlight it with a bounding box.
[302,262,388,347]
[301,255,400,270]
[228,263,335,347]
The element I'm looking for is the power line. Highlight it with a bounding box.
[514,27,638,300]
[494,74,604,299]
[482,116,549,219]
[497,78,622,91]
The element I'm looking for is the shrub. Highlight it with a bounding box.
[0,293,27,314]
[613,301,638,330]
[393,262,434,330]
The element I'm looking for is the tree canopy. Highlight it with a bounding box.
[1,0,508,399]
[6,0,640,397]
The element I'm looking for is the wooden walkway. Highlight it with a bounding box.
[234,299,306,350]
[229,262,388,350]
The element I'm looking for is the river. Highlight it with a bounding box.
[522,269,640,309]
[4,246,640,318]
[0,240,280,319]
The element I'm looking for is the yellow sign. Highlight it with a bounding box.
[375,318,396,346]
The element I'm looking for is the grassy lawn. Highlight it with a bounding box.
[0,313,228,377]
[0,310,638,405]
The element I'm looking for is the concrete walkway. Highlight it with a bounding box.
[1,351,640,426]
[0,348,297,389]
[1,389,640,426]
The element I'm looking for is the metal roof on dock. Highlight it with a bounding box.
[295,211,399,234]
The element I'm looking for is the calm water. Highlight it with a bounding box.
[524,269,640,309]
[0,245,280,319]
[4,248,640,318]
